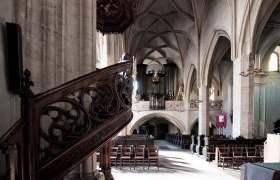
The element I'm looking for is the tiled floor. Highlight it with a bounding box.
[111,140,240,180]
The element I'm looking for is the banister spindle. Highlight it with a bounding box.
[1,143,16,180]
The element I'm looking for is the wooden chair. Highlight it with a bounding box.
[110,147,119,168]
[147,144,157,148]
[216,144,226,148]
[245,147,263,163]
[133,147,145,169]
[205,145,215,162]
[254,145,264,163]
[218,147,233,169]
[116,145,123,158]
[255,145,264,158]
[147,147,159,170]
[120,147,132,169]
[136,145,146,148]
[232,147,246,168]
[228,144,237,148]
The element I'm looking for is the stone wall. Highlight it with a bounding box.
[0,0,97,136]
[16,0,97,93]
[0,0,20,137]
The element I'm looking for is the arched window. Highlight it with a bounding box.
[269,52,279,72]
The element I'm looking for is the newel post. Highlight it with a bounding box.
[1,143,15,180]
[20,69,35,180]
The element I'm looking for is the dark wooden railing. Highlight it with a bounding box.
[0,118,27,180]
[0,61,133,180]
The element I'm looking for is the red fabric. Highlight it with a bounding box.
[216,113,227,128]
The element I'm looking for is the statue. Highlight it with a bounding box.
[175,81,184,100]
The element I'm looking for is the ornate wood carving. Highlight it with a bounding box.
[27,61,133,179]
[1,62,133,180]
[97,0,136,33]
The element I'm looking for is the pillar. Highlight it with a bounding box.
[232,56,253,138]
[82,155,94,177]
[198,85,209,135]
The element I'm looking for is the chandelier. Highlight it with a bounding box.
[239,54,267,77]
[239,0,267,77]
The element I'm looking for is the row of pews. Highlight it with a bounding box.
[114,134,154,146]
[165,134,192,149]
[189,135,265,168]
[190,135,265,155]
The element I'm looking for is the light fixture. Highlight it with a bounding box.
[239,0,267,77]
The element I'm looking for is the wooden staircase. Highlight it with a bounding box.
[0,61,133,180]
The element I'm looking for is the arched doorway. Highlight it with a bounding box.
[157,123,169,139]
[135,116,181,140]
[190,120,198,135]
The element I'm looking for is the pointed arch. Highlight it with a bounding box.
[129,113,186,134]
[201,29,231,87]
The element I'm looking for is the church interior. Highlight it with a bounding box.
[1,0,280,179]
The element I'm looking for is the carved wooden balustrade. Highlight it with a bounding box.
[0,61,133,180]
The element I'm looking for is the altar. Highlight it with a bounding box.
[242,163,280,180]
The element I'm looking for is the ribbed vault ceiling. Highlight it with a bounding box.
[130,0,195,68]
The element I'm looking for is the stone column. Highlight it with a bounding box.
[100,141,114,180]
[106,34,125,66]
[198,85,209,135]
[82,155,94,177]
[232,56,253,138]
[80,0,96,75]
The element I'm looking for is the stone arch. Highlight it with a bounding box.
[238,0,280,57]
[253,0,280,54]
[201,29,231,87]
[129,113,186,134]
[261,39,280,66]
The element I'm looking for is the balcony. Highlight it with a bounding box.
[132,100,184,112]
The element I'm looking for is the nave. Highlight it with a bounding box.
[112,140,240,180]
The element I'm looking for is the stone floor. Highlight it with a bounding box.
[111,140,240,180]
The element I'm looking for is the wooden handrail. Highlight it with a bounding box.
[0,61,133,180]
[0,118,27,180]
[30,61,133,179]
[0,118,25,145]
